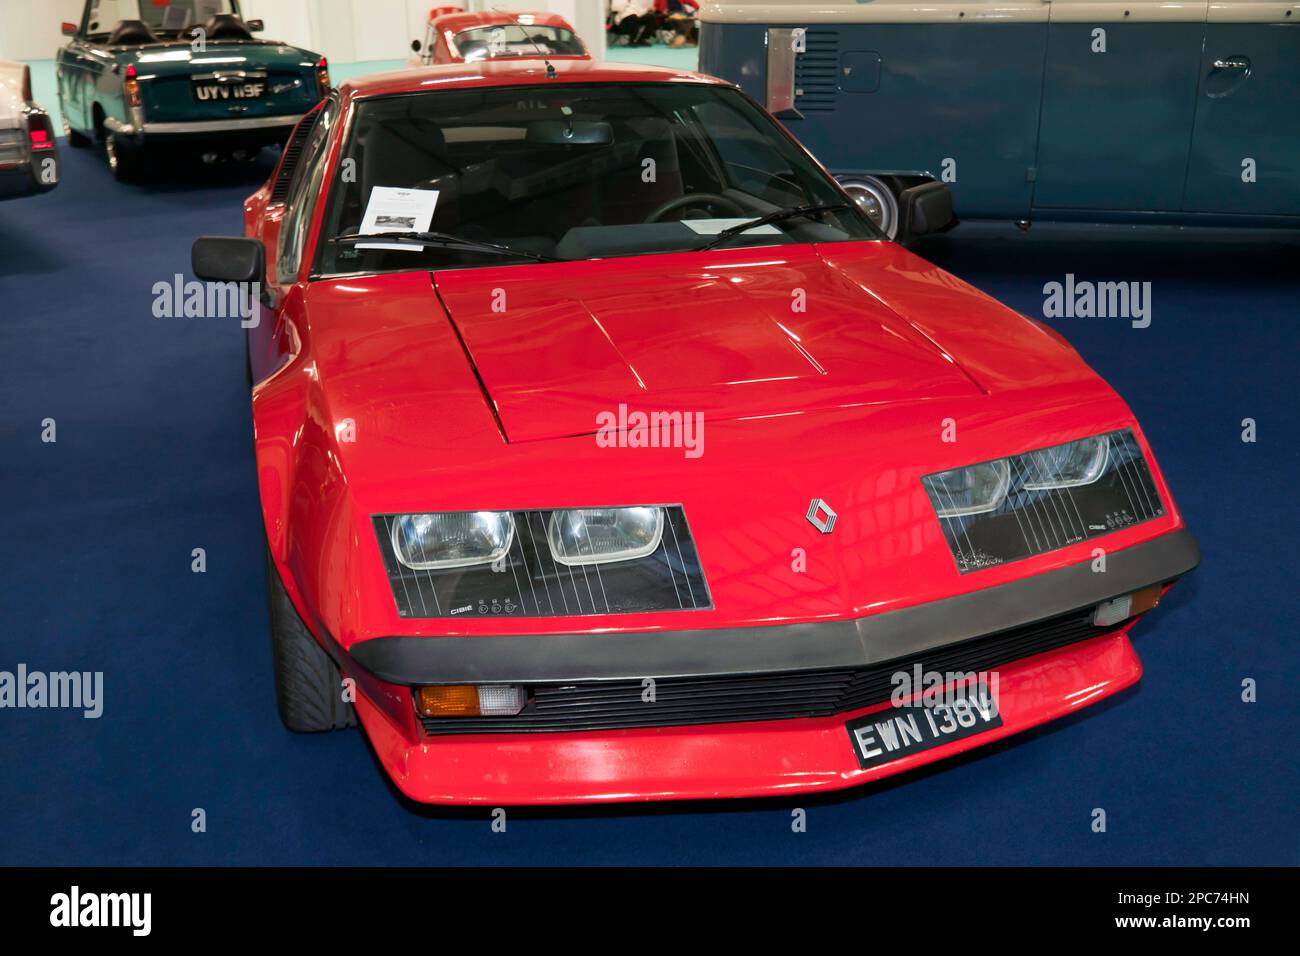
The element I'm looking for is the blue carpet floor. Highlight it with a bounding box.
[0,138,1296,865]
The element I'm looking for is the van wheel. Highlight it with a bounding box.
[837,175,900,241]
[265,551,357,733]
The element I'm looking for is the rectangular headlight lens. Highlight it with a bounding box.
[1021,435,1108,490]
[923,430,1165,573]
[373,506,710,618]
[924,459,1011,518]
[390,511,514,570]
[547,507,664,566]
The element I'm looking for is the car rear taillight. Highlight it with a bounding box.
[124,64,142,108]
[25,113,56,151]
[316,57,330,97]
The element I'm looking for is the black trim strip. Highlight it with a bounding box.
[348,528,1198,686]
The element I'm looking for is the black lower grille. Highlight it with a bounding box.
[418,606,1117,735]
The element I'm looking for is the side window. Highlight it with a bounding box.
[689,100,804,204]
[276,97,336,283]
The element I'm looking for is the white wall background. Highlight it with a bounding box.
[0,0,607,63]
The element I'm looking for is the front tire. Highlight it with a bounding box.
[266,551,357,733]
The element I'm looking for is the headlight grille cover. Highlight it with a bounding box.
[373,506,711,618]
[923,429,1165,573]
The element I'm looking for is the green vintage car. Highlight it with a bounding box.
[56,0,327,180]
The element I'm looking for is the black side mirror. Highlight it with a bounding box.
[246,19,265,32]
[897,181,955,244]
[192,236,265,284]
[411,38,422,52]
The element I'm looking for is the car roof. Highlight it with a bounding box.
[339,58,731,100]
[432,11,575,33]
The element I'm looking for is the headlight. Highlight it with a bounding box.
[923,430,1165,573]
[547,507,664,566]
[924,460,1011,518]
[1021,435,1108,490]
[373,506,710,618]
[390,511,515,570]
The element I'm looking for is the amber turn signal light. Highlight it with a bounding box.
[415,684,529,718]
[1129,584,1162,616]
[416,685,481,717]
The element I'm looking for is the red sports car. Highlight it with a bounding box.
[192,59,1198,805]
[409,8,588,66]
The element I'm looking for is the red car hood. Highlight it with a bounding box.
[259,242,1171,645]
[434,244,997,443]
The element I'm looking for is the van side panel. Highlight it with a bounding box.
[1184,21,1300,216]
[1033,22,1205,212]
[700,22,1048,220]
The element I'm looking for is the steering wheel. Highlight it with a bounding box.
[644,192,745,223]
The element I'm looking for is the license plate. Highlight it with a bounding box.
[845,679,1002,769]
[193,82,266,102]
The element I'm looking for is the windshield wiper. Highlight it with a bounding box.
[328,231,560,263]
[693,202,854,252]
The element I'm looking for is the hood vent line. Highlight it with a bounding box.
[431,276,510,444]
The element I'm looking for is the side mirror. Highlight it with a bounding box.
[896,181,955,244]
[192,236,265,285]
[411,38,422,52]
[246,19,265,32]
[61,22,77,36]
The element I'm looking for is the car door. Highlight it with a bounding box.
[1032,1,1208,212]
[249,98,335,383]
[56,1,96,133]
[1182,1,1300,216]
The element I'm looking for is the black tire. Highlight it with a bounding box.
[104,133,144,182]
[265,550,357,733]
[62,114,91,148]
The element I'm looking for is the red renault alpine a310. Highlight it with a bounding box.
[192,60,1198,805]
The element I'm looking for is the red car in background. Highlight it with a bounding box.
[192,59,1197,805]
[409,7,588,65]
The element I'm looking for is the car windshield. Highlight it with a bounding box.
[85,0,238,36]
[454,25,587,59]
[314,83,878,277]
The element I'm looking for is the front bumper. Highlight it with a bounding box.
[354,627,1144,804]
[351,528,1198,684]
[342,529,1196,804]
